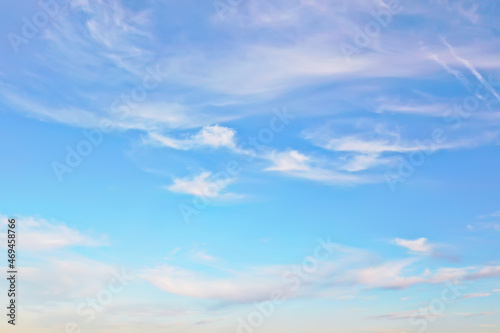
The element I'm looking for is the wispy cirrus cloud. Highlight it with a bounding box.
[468,210,500,232]
[43,0,154,76]
[302,119,500,179]
[465,266,500,281]
[307,122,499,156]
[141,241,500,303]
[2,0,500,194]
[477,210,500,219]
[461,292,491,299]
[141,264,284,303]
[264,149,370,185]
[22,255,125,299]
[467,223,500,232]
[148,125,237,150]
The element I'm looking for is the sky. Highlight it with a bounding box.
[0,0,500,332]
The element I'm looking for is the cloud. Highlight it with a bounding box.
[339,153,392,172]
[166,172,240,200]
[0,85,104,128]
[368,308,440,321]
[195,318,226,326]
[191,250,221,264]
[44,0,154,76]
[149,124,374,188]
[442,37,500,103]
[4,0,500,134]
[428,267,468,283]
[4,1,500,331]
[163,41,371,97]
[22,256,126,300]
[462,310,500,318]
[462,292,490,299]
[0,214,108,251]
[392,238,460,262]
[393,238,435,255]
[314,130,497,155]
[352,259,426,289]
[264,150,370,185]
[468,210,500,232]
[465,266,500,281]
[3,0,500,195]
[140,264,284,303]
[152,125,374,187]
[477,210,500,219]
[371,98,453,117]
[468,222,500,232]
[148,125,237,150]
[324,136,419,154]
[141,240,500,303]
[303,120,500,177]
[166,5,500,100]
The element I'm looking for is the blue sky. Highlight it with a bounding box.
[1,0,500,332]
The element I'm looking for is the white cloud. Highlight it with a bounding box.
[45,0,154,76]
[393,238,435,255]
[167,172,239,199]
[0,215,108,251]
[22,256,125,299]
[304,120,500,175]
[264,150,369,185]
[141,264,284,303]
[265,150,310,172]
[468,211,500,232]
[339,153,392,172]
[322,133,497,155]
[462,292,490,299]
[0,86,104,128]
[429,267,469,284]
[466,266,500,281]
[163,41,370,97]
[442,37,500,103]
[142,239,500,303]
[149,125,237,150]
[372,98,453,117]
[353,259,426,289]
[325,136,417,154]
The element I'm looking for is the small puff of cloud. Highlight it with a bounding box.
[392,237,434,255]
